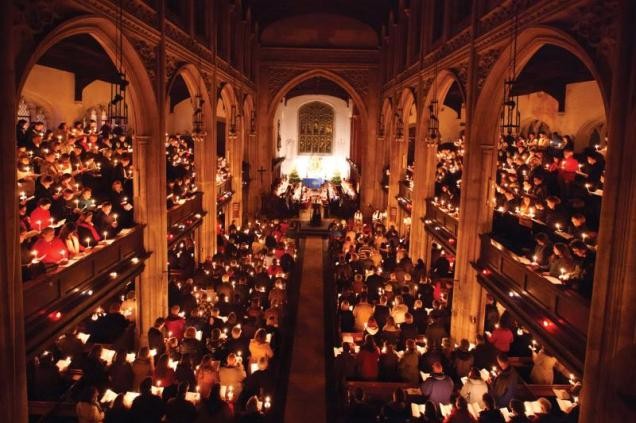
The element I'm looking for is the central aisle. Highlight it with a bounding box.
[284,237,326,423]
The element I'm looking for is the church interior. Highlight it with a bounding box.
[1,1,634,422]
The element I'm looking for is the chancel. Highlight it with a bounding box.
[0,1,634,423]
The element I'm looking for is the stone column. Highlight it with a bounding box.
[194,128,217,260]
[580,1,636,421]
[409,138,437,262]
[448,29,490,344]
[386,131,407,229]
[136,2,168,341]
[0,2,28,420]
[134,135,168,340]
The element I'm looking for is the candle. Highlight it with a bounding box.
[86,238,91,248]
[36,220,42,231]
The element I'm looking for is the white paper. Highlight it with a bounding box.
[55,358,71,373]
[440,403,453,417]
[125,353,136,363]
[100,389,118,404]
[100,348,116,365]
[123,392,140,408]
[420,371,430,382]
[76,332,90,344]
[185,392,200,404]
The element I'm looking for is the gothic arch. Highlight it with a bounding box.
[472,25,610,150]
[17,15,159,137]
[267,69,368,128]
[166,64,214,133]
[418,69,466,140]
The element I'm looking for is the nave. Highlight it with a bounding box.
[2,1,636,423]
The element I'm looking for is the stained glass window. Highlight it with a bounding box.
[298,101,334,154]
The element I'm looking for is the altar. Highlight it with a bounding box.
[302,178,324,189]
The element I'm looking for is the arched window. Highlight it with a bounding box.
[298,101,334,154]
[17,97,48,128]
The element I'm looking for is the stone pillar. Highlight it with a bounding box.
[448,30,489,344]
[409,138,437,262]
[0,2,28,420]
[194,128,217,260]
[134,135,168,340]
[580,1,636,421]
[136,1,168,341]
[386,133,407,229]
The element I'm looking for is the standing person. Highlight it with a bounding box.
[420,361,454,406]
[529,348,557,385]
[165,382,197,423]
[491,354,519,408]
[459,368,489,408]
[477,394,505,423]
[130,377,166,423]
[356,334,380,380]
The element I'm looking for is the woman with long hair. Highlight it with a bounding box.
[59,222,84,257]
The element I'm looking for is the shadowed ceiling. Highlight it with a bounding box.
[245,0,395,34]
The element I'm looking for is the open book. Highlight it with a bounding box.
[556,399,574,413]
[439,403,453,417]
[333,347,343,357]
[123,392,140,407]
[55,357,71,373]
[467,402,483,419]
[524,400,543,416]
[76,332,90,344]
[410,403,426,418]
[100,389,118,404]
[500,407,512,421]
[100,348,116,366]
[185,392,200,404]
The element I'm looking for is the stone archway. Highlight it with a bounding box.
[450,25,610,355]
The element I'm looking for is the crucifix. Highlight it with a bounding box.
[257,166,267,183]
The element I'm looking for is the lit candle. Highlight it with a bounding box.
[86,238,91,248]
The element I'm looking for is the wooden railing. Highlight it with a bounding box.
[167,191,204,228]
[475,234,588,375]
[425,198,459,238]
[24,226,146,358]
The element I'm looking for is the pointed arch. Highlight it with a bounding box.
[17,15,159,136]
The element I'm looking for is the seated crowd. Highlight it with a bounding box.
[166,134,198,209]
[270,176,359,219]
[493,132,605,299]
[16,119,135,281]
[327,220,580,423]
[434,137,464,214]
[28,219,296,423]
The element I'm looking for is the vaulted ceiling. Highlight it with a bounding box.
[245,0,395,34]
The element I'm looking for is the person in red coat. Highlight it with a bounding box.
[164,305,186,340]
[32,227,68,264]
[30,198,53,231]
[444,396,476,423]
[356,334,380,380]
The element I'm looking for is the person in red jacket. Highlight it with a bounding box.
[444,396,476,423]
[32,227,68,265]
[30,198,53,231]
[164,304,186,340]
[356,334,380,380]
[488,324,514,353]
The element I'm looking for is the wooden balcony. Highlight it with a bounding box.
[167,191,204,228]
[217,176,234,207]
[23,226,146,359]
[422,199,459,253]
[474,234,589,375]
[167,192,206,248]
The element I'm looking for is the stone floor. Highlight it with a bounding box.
[283,237,326,423]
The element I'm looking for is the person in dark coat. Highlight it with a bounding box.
[130,377,166,423]
[491,354,519,408]
[165,382,197,423]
